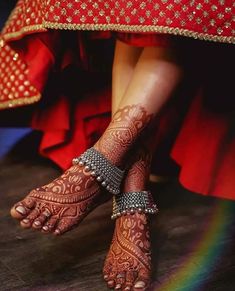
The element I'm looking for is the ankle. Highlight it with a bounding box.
[119,211,148,221]
[94,104,154,166]
[93,142,125,167]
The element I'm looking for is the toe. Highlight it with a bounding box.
[41,217,58,233]
[133,280,147,290]
[133,268,150,291]
[103,263,112,281]
[11,204,28,219]
[54,217,77,236]
[10,198,35,219]
[114,283,122,290]
[32,209,51,229]
[107,279,115,289]
[107,270,117,289]
[124,271,137,291]
[20,208,40,229]
[114,272,126,290]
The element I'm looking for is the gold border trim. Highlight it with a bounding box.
[43,21,235,44]
[3,25,47,41]
[0,94,41,110]
[3,22,235,44]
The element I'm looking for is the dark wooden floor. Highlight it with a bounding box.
[1,136,235,291]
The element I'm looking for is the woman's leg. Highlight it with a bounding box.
[114,44,181,114]
[112,40,142,115]
[103,141,153,291]
[9,41,142,235]
[102,43,182,290]
[10,44,182,236]
[104,44,152,290]
[9,41,141,235]
[103,43,152,289]
[94,45,182,166]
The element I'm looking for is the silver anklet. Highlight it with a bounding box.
[111,191,158,219]
[72,147,124,195]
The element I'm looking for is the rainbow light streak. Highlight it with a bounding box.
[154,200,235,291]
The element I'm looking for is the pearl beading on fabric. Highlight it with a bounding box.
[111,191,158,219]
[72,147,124,195]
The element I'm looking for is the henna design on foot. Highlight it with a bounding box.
[123,146,152,193]
[95,105,153,165]
[104,144,153,290]
[103,213,151,291]
[10,164,107,235]
[11,104,152,236]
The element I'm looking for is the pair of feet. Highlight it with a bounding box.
[10,163,152,290]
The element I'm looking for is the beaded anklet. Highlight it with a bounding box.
[111,191,158,219]
[72,147,125,195]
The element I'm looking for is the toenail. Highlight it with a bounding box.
[42,226,49,231]
[16,206,26,215]
[134,281,146,288]
[108,280,114,286]
[104,275,109,280]
[33,221,41,226]
[22,218,29,224]
[124,287,131,291]
[115,284,121,289]
[54,229,60,235]
[42,210,51,218]
[117,273,125,279]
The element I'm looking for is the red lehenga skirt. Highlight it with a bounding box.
[0,0,235,200]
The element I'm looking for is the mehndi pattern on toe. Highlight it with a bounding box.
[11,164,104,235]
[103,213,152,290]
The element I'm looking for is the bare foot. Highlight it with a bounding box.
[11,104,152,235]
[103,213,151,290]
[10,164,108,235]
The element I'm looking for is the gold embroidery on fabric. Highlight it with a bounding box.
[42,21,235,44]
[2,21,235,44]
[0,95,41,109]
[0,38,41,109]
[3,25,47,41]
